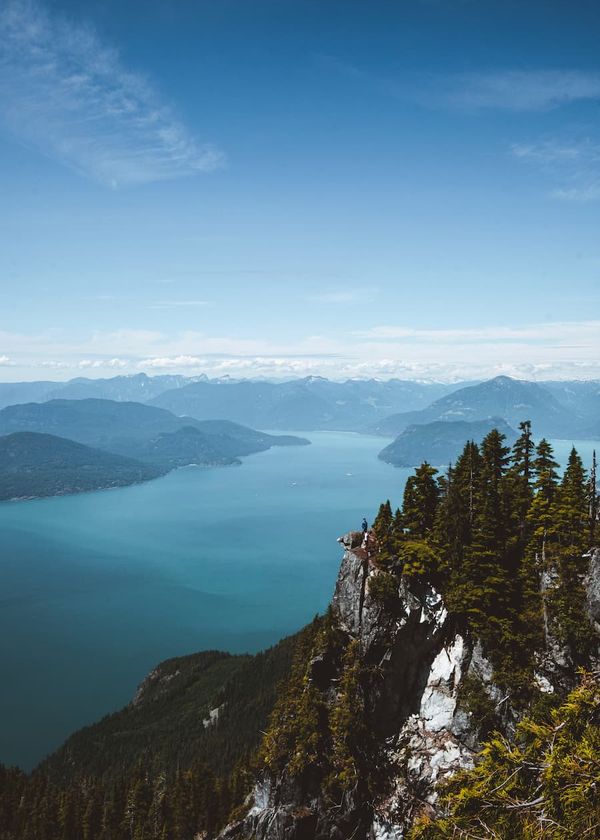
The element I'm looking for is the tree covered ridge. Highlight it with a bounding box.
[371,422,599,696]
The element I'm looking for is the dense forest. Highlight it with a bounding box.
[371,422,598,696]
[0,432,164,500]
[0,422,598,838]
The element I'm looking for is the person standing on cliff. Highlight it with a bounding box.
[362,517,368,533]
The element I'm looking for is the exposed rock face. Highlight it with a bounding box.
[586,548,600,633]
[538,565,575,692]
[219,537,600,840]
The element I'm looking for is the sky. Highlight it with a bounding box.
[0,0,599,383]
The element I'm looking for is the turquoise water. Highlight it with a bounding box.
[0,432,597,771]
[0,431,406,770]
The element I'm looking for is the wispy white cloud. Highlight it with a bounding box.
[551,184,600,202]
[0,0,224,186]
[354,321,600,343]
[141,355,209,369]
[78,358,127,369]
[511,136,600,202]
[438,70,600,112]
[0,355,14,366]
[39,360,70,369]
[322,58,600,113]
[511,139,600,164]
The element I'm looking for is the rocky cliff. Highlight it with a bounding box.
[219,537,600,840]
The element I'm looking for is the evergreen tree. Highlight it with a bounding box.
[401,463,439,538]
[372,500,392,536]
[434,441,484,588]
[479,428,511,542]
[507,420,535,544]
[372,500,394,565]
[512,419,534,482]
[546,447,591,662]
[552,447,587,549]
[532,438,559,502]
[527,438,560,543]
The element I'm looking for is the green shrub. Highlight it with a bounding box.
[368,570,401,612]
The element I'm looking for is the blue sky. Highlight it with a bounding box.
[1,0,599,382]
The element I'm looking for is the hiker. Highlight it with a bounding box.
[361,517,368,533]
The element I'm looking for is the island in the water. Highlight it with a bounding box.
[379,416,516,467]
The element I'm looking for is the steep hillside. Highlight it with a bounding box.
[379,417,516,467]
[39,633,298,783]
[0,432,163,500]
[372,375,575,438]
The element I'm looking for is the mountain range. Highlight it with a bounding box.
[1,374,598,439]
[0,376,598,496]
[0,375,463,427]
[0,400,308,500]
[370,375,598,438]
[149,376,463,430]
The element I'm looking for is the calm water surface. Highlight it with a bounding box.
[0,432,597,769]
[0,431,404,769]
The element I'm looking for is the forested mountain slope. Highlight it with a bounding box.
[39,634,299,784]
[0,432,163,500]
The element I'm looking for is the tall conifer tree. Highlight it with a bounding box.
[402,463,439,538]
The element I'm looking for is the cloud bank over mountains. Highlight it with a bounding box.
[1,319,599,382]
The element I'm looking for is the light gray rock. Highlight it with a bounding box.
[585,548,600,633]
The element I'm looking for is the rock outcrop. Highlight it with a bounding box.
[219,536,600,840]
[586,548,600,633]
